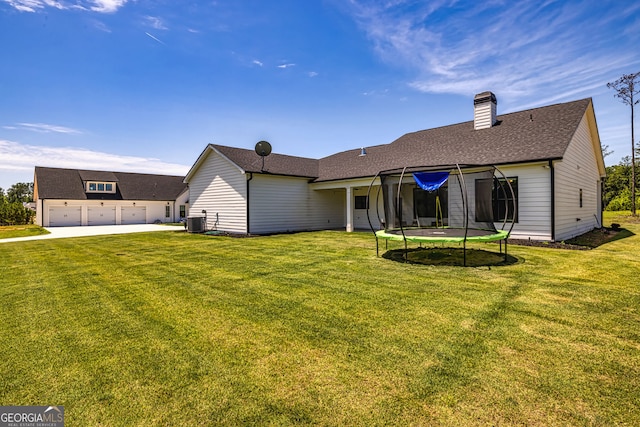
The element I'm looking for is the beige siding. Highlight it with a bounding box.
[249,175,344,234]
[554,114,602,241]
[188,150,247,233]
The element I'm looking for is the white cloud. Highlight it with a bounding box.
[277,63,296,69]
[3,0,44,12]
[5,123,83,134]
[91,20,112,32]
[252,60,263,67]
[345,0,638,107]
[2,0,128,13]
[88,0,127,13]
[308,71,319,77]
[0,139,190,176]
[145,16,168,30]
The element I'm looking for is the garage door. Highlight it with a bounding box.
[88,206,116,226]
[49,206,82,227]
[121,206,146,224]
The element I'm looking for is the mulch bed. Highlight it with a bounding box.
[508,227,622,250]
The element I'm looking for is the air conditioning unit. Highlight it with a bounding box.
[187,216,205,233]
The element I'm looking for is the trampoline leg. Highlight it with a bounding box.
[504,239,508,263]
[463,241,467,267]
[404,239,408,263]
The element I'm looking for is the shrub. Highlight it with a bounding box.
[605,188,640,211]
[0,202,34,225]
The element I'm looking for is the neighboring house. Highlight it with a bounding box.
[185,92,606,241]
[34,167,189,227]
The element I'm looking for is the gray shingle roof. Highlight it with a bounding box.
[35,167,187,200]
[316,98,592,181]
[204,98,593,183]
[211,144,319,178]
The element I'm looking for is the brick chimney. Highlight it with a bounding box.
[473,91,497,130]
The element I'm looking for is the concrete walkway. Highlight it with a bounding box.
[0,224,186,243]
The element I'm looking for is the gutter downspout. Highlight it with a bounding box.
[550,160,556,242]
[600,177,605,229]
[246,173,253,234]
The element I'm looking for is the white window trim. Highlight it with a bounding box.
[86,181,117,194]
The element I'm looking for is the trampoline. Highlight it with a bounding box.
[375,227,510,243]
[367,164,516,266]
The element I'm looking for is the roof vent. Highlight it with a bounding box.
[359,147,367,156]
[473,91,497,130]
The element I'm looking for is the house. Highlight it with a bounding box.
[185,92,606,241]
[34,167,189,227]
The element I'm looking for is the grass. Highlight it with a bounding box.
[0,212,638,425]
[0,224,49,239]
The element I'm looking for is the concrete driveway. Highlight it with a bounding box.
[0,224,186,243]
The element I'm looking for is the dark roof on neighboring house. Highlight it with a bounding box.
[196,98,596,183]
[34,167,188,200]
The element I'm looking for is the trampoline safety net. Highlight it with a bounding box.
[380,166,499,235]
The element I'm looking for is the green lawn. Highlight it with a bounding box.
[0,224,49,239]
[0,213,638,425]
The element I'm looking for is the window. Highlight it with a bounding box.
[495,177,518,222]
[354,195,368,210]
[86,182,116,194]
[165,205,171,218]
[475,177,518,222]
[179,205,186,218]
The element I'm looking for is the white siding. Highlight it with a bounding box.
[353,186,383,230]
[176,189,190,220]
[187,150,247,233]
[554,114,602,241]
[248,174,343,234]
[497,164,552,240]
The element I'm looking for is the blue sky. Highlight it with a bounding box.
[1,0,639,190]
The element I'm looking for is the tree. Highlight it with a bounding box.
[0,182,35,225]
[607,72,640,215]
[6,182,33,204]
[0,202,34,226]
[605,158,632,210]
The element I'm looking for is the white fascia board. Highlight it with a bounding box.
[309,176,381,190]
